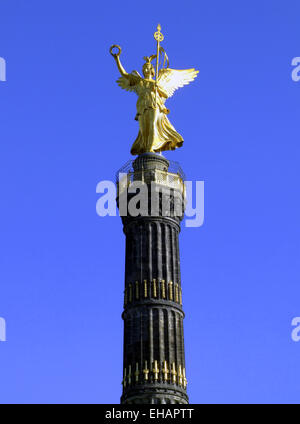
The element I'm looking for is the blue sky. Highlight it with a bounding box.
[0,0,299,403]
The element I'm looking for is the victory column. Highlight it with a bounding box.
[110,25,198,404]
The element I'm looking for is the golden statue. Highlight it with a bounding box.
[110,24,198,155]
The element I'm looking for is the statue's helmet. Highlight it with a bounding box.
[142,56,155,77]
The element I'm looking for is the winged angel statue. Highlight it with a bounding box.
[110,26,198,155]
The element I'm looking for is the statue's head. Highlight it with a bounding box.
[142,56,155,78]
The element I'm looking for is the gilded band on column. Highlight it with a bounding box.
[125,279,182,304]
[123,361,187,388]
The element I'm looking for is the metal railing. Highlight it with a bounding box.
[116,159,185,183]
[117,168,185,196]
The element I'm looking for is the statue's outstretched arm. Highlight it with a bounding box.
[110,45,128,77]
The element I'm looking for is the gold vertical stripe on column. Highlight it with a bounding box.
[122,368,127,387]
[143,360,149,381]
[134,362,139,382]
[128,365,132,385]
[175,283,179,303]
[161,280,166,298]
[179,287,182,305]
[178,364,183,386]
[144,280,148,298]
[168,281,173,301]
[152,279,157,298]
[162,360,169,381]
[171,362,177,383]
[152,360,159,381]
[183,367,187,389]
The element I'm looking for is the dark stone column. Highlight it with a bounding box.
[117,153,188,404]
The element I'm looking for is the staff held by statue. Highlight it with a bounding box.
[154,24,164,108]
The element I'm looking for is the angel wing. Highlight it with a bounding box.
[116,70,142,92]
[157,68,199,98]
